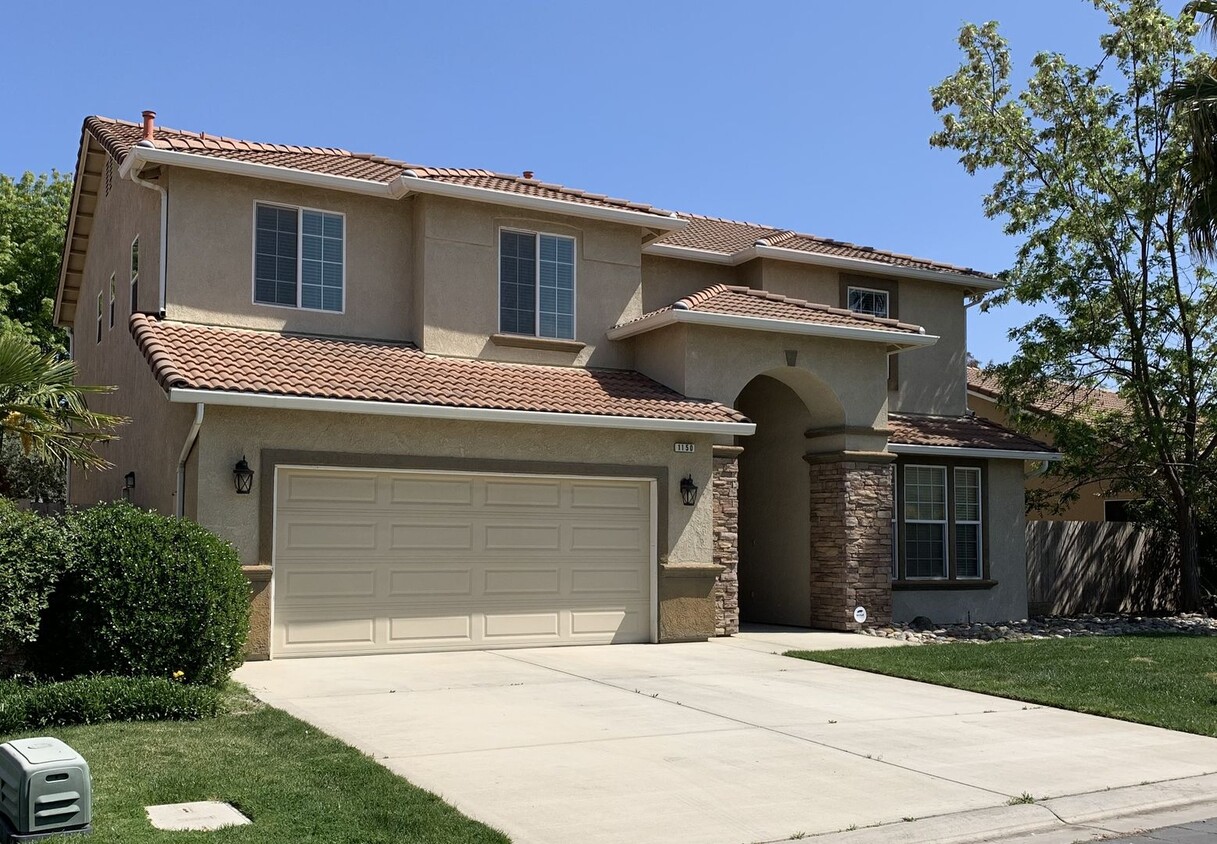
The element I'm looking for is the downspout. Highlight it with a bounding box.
[176,403,204,517]
[129,111,168,316]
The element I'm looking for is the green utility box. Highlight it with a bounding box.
[0,738,91,841]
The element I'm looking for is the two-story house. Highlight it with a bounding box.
[56,112,1056,660]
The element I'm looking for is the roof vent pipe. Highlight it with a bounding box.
[522,170,534,180]
[141,110,156,142]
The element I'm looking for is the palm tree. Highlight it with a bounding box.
[0,334,123,496]
[1166,1,1217,259]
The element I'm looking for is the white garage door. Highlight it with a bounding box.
[272,467,655,658]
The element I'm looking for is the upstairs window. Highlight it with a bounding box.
[499,229,575,340]
[95,292,103,344]
[130,237,139,312]
[109,274,116,329]
[254,203,344,312]
[847,285,889,319]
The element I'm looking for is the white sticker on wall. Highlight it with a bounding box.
[853,606,868,624]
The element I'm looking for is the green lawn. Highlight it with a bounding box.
[789,634,1217,737]
[0,686,508,843]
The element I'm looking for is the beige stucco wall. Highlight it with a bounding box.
[892,458,1029,623]
[414,194,644,368]
[639,255,739,313]
[68,161,196,513]
[162,168,414,341]
[967,393,1113,522]
[192,406,714,567]
[895,279,968,416]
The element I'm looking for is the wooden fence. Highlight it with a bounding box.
[1026,520,1178,616]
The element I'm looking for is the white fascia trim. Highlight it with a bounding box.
[395,175,688,231]
[166,388,755,436]
[607,308,939,349]
[642,241,1003,291]
[888,443,1062,461]
[643,243,737,265]
[120,146,399,198]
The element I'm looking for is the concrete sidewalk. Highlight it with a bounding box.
[235,634,1217,844]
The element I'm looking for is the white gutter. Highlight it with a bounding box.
[176,403,205,517]
[395,173,688,231]
[888,443,1062,462]
[607,308,939,349]
[1025,459,1054,479]
[642,242,1004,292]
[127,148,169,314]
[120,146,400,198]
[166,388,755,436]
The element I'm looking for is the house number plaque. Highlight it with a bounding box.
[673,443,695,453]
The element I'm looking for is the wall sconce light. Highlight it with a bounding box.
[233,456,254,495]
[680,475,698,506]
[123,471,136,490]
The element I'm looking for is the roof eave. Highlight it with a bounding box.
[643,242,1003,291]
[887,443,1062,461]
[53,129,96,328]
[607,309,938,349]
[165,387,755,436]
[396,175,688,232]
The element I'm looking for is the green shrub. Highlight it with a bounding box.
[0,676,219,734]
[36,502,250,686]
[0,500,72,659]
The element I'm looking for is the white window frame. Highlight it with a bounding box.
[847,285,890,319]
[108,273,116,329]
[953,467,983,579]
[497,227,577,340]
[890,463,898,580]
[903,464,948,579]
[95,292,103,344]
[130,235,139,313]
[251,201,347,315]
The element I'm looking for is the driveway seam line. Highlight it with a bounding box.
[489,650,1014,801]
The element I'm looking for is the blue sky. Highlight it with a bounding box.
[0,1,1149,363]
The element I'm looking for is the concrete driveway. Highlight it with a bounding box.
[235,629,1217,844]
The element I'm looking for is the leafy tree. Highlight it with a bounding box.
[0,437,65,502]
[0,171,72,353]
[930,0,1216,610]
[0,334,123,497]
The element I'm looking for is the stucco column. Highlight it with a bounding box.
[712,444,743,635]
[805,451,893,630]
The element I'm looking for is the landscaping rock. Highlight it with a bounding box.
[859,613,1217,645]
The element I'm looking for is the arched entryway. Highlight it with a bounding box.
[736,369,844,627]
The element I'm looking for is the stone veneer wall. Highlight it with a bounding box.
[806,454,893,630]
[712,445,742,635]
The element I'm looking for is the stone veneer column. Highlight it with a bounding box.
[805,452,893,631]
[711,444,743,636]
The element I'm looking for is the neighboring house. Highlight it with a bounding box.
[966,367,1135,522]
[56,111,1058,660]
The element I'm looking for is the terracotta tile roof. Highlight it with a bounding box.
[83,115,991,277]
[887,413,1056,454]
[84,116,676,216]
[616,285,926,334]
[128,314,748,425]
[967,366,1127,416]
[654,214,995,279]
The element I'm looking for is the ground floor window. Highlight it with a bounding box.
[893,461,986,581]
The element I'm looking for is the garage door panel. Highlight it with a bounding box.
[484,479,562,507]
[389,522,474,551]
[283,520,378,551]
[388,568,473,597]
[274,469,653,657]
[389,477,473,506]
[283,569,377,599]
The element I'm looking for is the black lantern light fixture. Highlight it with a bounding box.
[680,475,698,506]
[233,456,255,495]
[123,471,136,490]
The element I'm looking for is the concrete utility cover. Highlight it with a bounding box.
[145,801,250,831]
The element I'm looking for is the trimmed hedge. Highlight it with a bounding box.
[36,502,250,687]
[0,676,219,734]
[0,500,72,656]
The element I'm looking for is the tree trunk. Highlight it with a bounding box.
[1177,503,1203,612]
